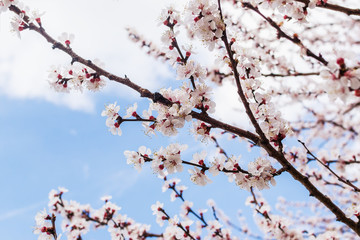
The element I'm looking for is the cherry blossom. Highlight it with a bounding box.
[0,0,17,13]
[58,32,75,47]
[2,0,360,238]
[189,167,212,186]
[124,146,151,171]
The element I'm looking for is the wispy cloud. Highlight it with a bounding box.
[100,169,142,198]
[0,201,46,222]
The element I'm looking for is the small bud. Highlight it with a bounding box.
[355,89,360,97]
[336,57,345,66]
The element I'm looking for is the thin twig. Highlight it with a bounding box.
[299,140,360,192]
[295,0,360,16]
[242,2,328,66]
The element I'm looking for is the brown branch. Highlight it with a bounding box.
[262,72,320,77]
[344,101,360,114]
[295,0,360,16]
[50,214,58,240]
[242,2,328,66]
[218,0,270,143]
[191,112,260,144]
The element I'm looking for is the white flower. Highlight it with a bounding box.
[58,32,75,46]
[29,9,45,25]
[10,13,25,38]
[58,187,68,193]
[180,200,193,217]
[0,0,18,13]
[106,118,122,136]
[192,150,207,165]
[209,155,226,176]
[35,209,50,226]
[345,203,360,218]
[162,143,187,173]
[124,103,138,118]
[188,168,212,186]
[100,195,112,202]
[151,201,167,227]
[102,102,120,118]
[86,76,106,91]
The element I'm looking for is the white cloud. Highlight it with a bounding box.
[100,169,140,198]
[0,201,46,221]
[82,163,90,180]
[212,81,252,131]
[0,0,172,112]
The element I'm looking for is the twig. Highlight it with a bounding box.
[299,140,360,192]
[242,2,328,66]
[295,0,360,16]
[262,72,320,77]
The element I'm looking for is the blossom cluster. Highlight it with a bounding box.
[48,63,106,93]
[125,143,187,176]
[184,0,225,51]
[159,5,212,86]
[320,58,360,101]
[125,144,277,191]
[151,200,237,239]
[225,41,291,146]
[236,0,311,23]
[34,210,59,240]
[101,82,215,137]
[35,185,248,240]
[245,194,305,239]
[152,178,240,239]
[1,1,47,38]
[212,155,277,191]
[101,102,122,136]
[150,83,215,136]
[127,27,170,62]
[0,0,16,13]
[33,188,153,240]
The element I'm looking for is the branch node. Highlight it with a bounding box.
[71,57,79,65]
[153,92,172,106]
[52,42,61,49]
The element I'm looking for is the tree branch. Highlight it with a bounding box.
[242,2,329,66]
[295,0,360,16]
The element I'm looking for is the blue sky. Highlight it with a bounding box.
[0,0,313,239]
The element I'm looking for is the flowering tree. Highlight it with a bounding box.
[2,0,360,239]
